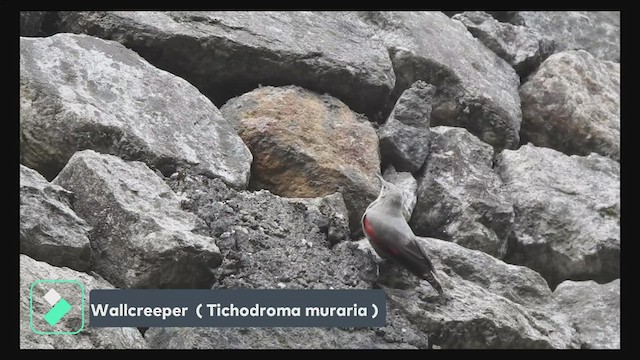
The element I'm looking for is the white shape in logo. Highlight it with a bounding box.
[43,289,62,306]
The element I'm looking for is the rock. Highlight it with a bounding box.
[410,127,514,259]
[415,237,552,308]
[20,33,252,188]
[382,165,418,223]
[519,50,620,161]
[146,320,426,349]
[167,173,377,290]
[220,85,380,233]
[486,11,525,25]
[359,11,522,150]
[52,11,395,118]
[552,279,620,349]
[357,237,577,348]
[20,254,147,349]
[497,144,620,288]
[452,11,554,78]
[20,11,47,36]
[52,150,222,289]
[378,80,434,173]
[20,165,91,271]
[385,279,574,349]
[517,11,620,62]
[151,174,429,349]
[284,193,351,245]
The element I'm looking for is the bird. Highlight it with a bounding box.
[362,174,443,294]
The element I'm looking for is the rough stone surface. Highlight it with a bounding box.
[168,174,378,290]
[452,11,554,78]
[20,33,252,188]
[519,50,620,161]
[220,85,380,233]
[52,150,222,289]
[20,164,91,271]
[517,11,620,62]
[497,144,620,288]
[378,80,434,173]
[20,254,147,349]
[53,11,395,118]
[359,11,522,150]
[147,173,429,349]
[413,238,552,308]
[410,127,514,259]
[382,165,418,223]
[146,322,424,349]
[357,237,577,349]
[552,279,620,349]
[284,192,351,245]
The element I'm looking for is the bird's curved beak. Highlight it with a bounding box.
[375,173,385,185]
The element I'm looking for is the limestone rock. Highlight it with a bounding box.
[497,144,620,288]
[52,150,222,289]
[20,33,251,188]
[519,50,620,161]
[20,164,91,271]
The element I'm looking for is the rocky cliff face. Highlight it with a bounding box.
[20,11,620,349]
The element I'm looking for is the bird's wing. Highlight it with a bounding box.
[413,237,437,274]
[366,210,444,294]
[366,210,435,276]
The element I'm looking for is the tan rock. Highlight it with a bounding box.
[222,85,380,231]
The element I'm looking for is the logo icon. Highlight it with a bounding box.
[29,280,84,335]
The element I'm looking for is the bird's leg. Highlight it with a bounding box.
[371,257,388,287]
[375,257,390,280]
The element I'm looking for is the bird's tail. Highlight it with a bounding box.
[423,271,444,295]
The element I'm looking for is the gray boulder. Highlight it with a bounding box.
[359,11,522,150]
[418,237,552,308]
[517,11,620,62]
[378,81,434,173]
[552,279,620,349]
[20,33,251,188]
[520,50,620,161]
[20,164,91,271]
[52,11,395,118]
[452,11,554,78]
[497,144,620,288]
[20,254,147,349]
[357,237,577,349]
[52,150,222,289]
[410,127,514,259]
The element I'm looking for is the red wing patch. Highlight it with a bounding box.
[364,215,397,256]
[363,216,377,242]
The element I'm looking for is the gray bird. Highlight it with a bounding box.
[362,174,443,294]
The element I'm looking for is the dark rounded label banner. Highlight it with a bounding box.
[90,289,386,327]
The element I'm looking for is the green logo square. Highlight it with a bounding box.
[29,280,85,335]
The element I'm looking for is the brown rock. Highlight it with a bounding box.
[221,86,380,232]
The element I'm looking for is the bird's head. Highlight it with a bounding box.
[373,174,404,213]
